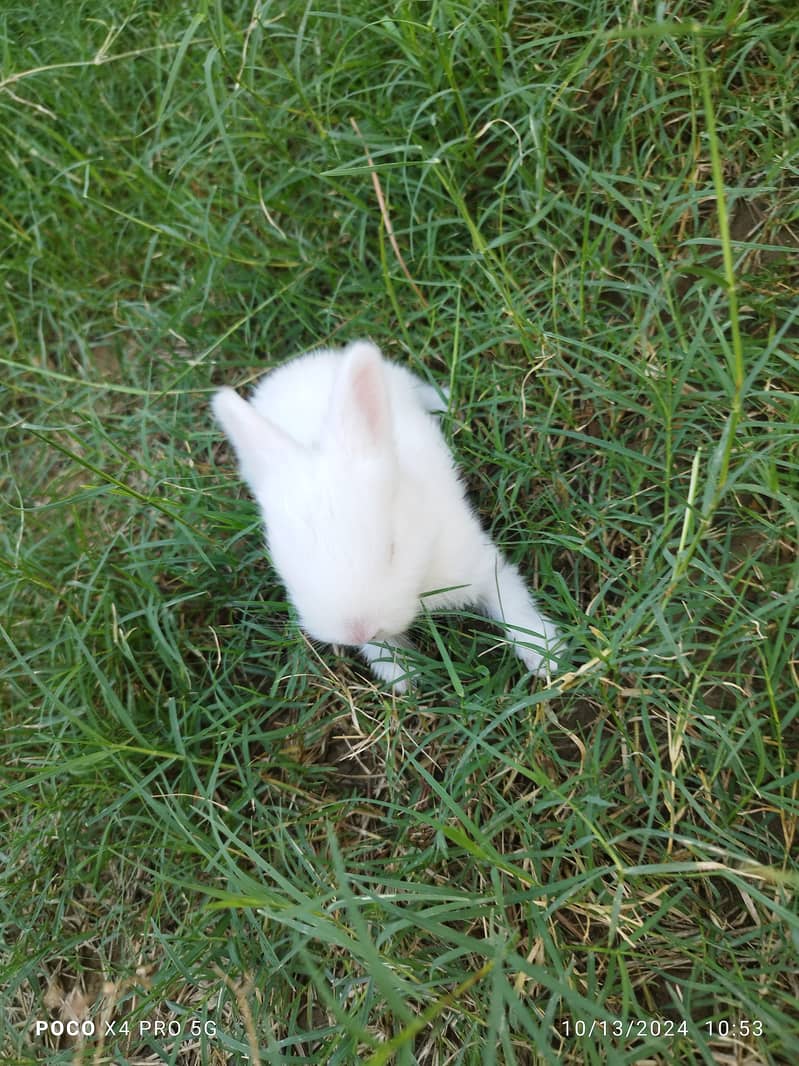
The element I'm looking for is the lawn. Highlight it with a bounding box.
[1,1,798,1064]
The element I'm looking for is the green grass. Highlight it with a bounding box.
[2,1,798,1063]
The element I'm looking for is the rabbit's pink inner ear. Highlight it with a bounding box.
[352,358,390,442]
[334,344,391,449]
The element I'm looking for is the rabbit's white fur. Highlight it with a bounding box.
[212,340,562,691]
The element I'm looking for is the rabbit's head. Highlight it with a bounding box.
[213,344,424,647]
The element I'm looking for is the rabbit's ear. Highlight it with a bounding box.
[212,387,299,467]
[328,341,392,451]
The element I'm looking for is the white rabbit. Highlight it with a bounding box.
[212,340,562,691]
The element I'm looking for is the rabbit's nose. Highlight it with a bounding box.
[348,620,375,645]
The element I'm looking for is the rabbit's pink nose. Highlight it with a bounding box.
[348,620,375,645]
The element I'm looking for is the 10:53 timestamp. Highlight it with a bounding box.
[560,1017,765,1040]
[704,1019,763,1038]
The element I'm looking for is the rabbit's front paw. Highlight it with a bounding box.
[359,641,412,693]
